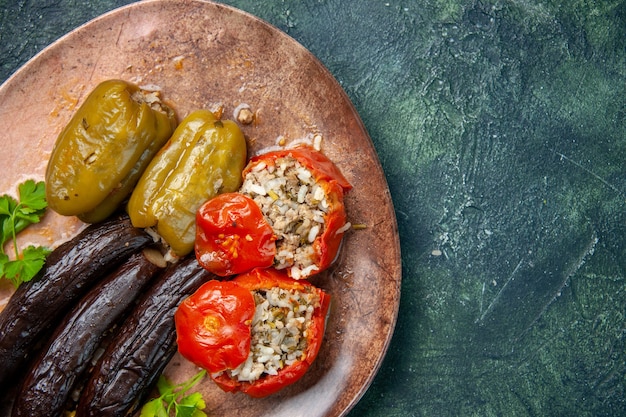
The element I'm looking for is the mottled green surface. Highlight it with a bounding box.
[2,0,625,416]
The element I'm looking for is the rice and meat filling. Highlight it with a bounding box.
[225,286,321,382]
[240,156,330,278]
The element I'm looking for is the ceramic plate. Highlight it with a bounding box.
[0,1,401,416]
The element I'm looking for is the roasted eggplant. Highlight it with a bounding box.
[75,256,214,417]
[11,249,164,417]
[0,214,152,390]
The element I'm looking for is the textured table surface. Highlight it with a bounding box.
[1,0,625,416]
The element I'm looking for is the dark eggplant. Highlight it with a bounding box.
[75,256,214,417]
[0,214,152,390]
[11,249,164,417]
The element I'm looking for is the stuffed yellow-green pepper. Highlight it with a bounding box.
[45,79,177,223]
[127,109,247,257]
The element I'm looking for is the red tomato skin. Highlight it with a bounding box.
[243,147,352,279]
[195,193,276,276]
[210,268,331,397]
[174,280,256,374]
[243,147,352,192]
[313,179,348,274]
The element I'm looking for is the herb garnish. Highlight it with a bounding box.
[140,370,208,417]
[0,179,50,287]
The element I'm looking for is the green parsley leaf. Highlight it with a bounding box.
[17,180,48,212]
[177,392,207,417]
[2,246,52,287]
[140,370,208,417]
[0,253,8,278]
[0,195,19,247]
[0,180,50,287]
[140,398,169,417]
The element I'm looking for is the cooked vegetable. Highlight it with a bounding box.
[139,370,207,417]
[45,79,177,223]
[11,249,164,417]
[76,256,214,417]
[176,280,256,374]
[199,146,352,279]
[0,179,50,287]
[175,267,331,397]
[127,109,247,257]
[196,192,276,276]
[0,213,152,391]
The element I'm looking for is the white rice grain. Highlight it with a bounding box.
[307,225,320,243]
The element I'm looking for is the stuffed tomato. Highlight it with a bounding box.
[195,146,352,279]
[174,268,331,397]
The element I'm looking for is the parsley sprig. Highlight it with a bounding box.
[0,180,51,287]
[140,370,208,417]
